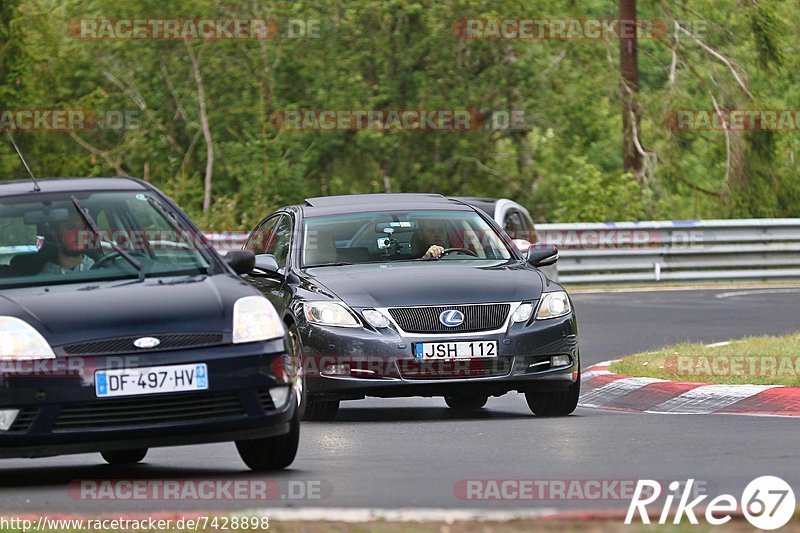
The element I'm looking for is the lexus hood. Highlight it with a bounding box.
[305,260,545,308]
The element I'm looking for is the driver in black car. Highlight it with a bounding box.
[413,218,450,260]
[40,209,95,274]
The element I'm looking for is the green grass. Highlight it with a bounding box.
[609,333,800,386]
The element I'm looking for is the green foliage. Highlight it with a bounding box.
[537,155,648,222]
[1,0,799,228]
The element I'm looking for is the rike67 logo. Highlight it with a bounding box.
[626,476,795,530]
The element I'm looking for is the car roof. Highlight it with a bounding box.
[0,177,148,197]
[301,193,474,217]
[449,196,498,216]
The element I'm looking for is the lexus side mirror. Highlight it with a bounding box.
[527,244,558,267]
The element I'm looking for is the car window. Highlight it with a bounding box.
[268,216,292,269]
[245,217,279,255]
[503,211,526,240]
[519,210,538,242]
[302,210,512,267]
[0,191,210,287]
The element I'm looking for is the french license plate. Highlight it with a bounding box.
[414,341,498,360]
[95,363,208,398]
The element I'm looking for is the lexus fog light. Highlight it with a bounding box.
[551,355,571,367]
[0,409,19,431]
[323,364,350,376]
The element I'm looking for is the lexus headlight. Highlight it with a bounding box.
[233,296,285,344]
[536,291,571,320]
[0,316,55,360]
[304,301,360,327]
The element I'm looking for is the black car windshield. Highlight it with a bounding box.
[302,210,513,267]
[0,190,210,287]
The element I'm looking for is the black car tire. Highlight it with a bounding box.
[444,394,488,410]
[236,413,300,471]
[289,324,340,422]
[525,378,580,416]
[300,396,340,421]
[100,448,148,465]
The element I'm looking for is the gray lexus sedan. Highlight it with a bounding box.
[241,194,579,420]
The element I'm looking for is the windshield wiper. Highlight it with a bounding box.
[305,262,353,268]
[70,195,145,282]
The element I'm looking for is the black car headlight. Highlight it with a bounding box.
[535,291,571,320]
[233,296,285,343]
[511,303,535,323]
[362,309,391,328]
[0,316,55,360]
[303,301,361,327]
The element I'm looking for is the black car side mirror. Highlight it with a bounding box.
[526,244,558,267]
[225,250,256,275]
[252,253,281,276]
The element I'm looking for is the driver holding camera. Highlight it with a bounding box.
[412,219,450,260]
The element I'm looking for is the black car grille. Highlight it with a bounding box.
[8,408,38,432]
[388,304,510,333]
[53,391,244,431]
[63,333,224,355]
[398,358,512,380]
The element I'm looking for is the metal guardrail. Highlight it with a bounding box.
[537,219,800,284]
[206,218,800,284]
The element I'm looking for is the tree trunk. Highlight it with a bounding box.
[620,0,642,174]
[186,41,214,212]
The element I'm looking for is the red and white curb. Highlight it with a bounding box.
[579,361,800,417]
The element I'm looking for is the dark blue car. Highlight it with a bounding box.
[0,177,297,470]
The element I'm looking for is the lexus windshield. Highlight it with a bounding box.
[0,191,210,287]
[302,210,513,267]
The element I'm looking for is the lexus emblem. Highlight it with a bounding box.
[133,337,161,349]
[439,310,465,327]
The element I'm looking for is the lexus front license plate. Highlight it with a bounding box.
[414,341,498,360]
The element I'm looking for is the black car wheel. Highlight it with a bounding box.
[289,324,340,422]
[101,448,148,465]
[525,377,580,417]
[236,413,300,471]
[444,394,488,410]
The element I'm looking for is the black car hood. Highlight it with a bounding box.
[305,260,544,308]
[0,274,256,348]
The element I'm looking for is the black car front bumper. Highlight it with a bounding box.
[0,339,296,458]
[297,312,579,401]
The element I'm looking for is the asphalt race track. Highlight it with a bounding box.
[2,288,799,513]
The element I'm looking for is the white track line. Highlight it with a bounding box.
[715,288,800,299]
[245,507,560,523]
[646,384,779,414]
[579,377,667,408]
